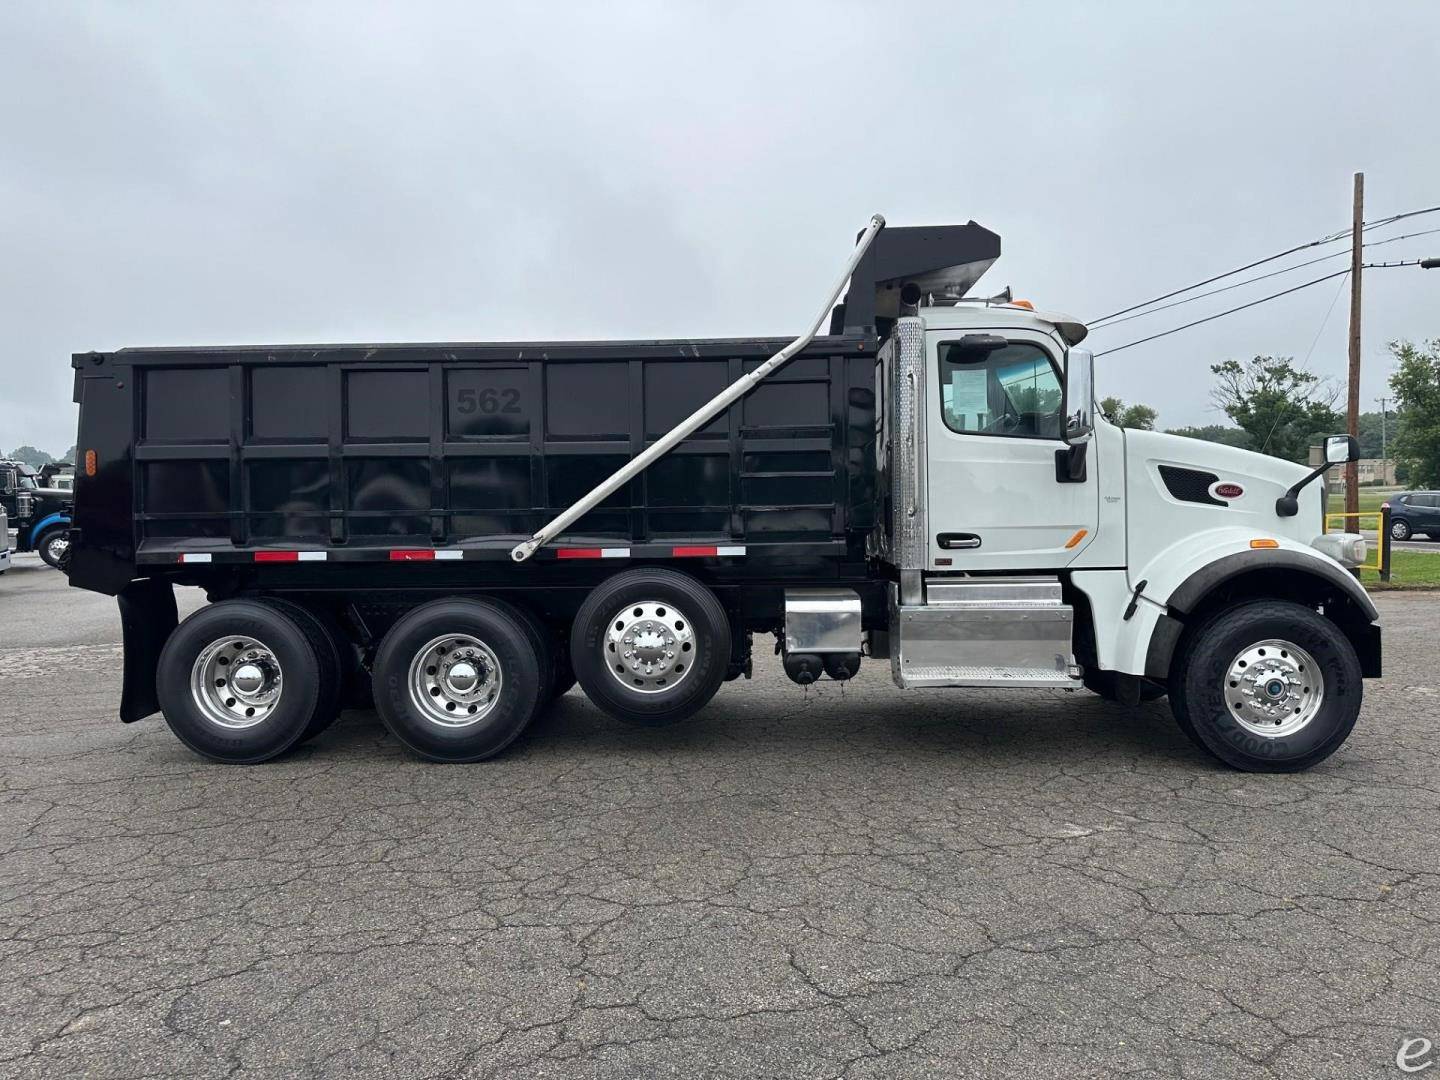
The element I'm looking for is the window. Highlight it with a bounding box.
[938,340,1062,438]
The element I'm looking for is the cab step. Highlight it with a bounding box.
[890,576,1081,689]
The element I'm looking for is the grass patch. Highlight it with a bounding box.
[1359,548,1440,589]
[1324,486,1400,533]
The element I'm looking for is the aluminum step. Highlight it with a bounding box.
[891,577,1081,690]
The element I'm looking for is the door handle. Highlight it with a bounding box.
[937,532,981,549]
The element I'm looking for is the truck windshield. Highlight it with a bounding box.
[939,341,1062,439]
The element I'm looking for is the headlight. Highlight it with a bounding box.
[1312,532,1367,567]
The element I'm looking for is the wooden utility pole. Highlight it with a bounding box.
[1345,172,1364,517]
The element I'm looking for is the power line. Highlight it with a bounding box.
[1089,226,1440,330]
[1087,204,1440,325]
[1258,270,1349,455]
[1088,234,1350,325]
[1094,270,1350,356]
[1091,249,1348,329]
[1093,260,1425,357]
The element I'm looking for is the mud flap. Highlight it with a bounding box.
[118,578,178,723]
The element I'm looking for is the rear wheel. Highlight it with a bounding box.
[1169,600,1361,772]
[156,600,320,763]
[571,568,730,727]
[37,526,69,569]
[373,598,543,762]
[258,598,344,743]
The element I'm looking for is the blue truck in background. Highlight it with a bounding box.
[0,459,72,569]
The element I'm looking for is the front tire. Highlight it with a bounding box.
[372,599,544,762]
[1391,518,1412,541]
[37,527,69,569]
[1170,601,1362,772]
[156,600,321,764]
[570,568,730,727]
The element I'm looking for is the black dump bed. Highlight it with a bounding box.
[68,335,880,593]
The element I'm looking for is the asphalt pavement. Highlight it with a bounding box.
[2,552,1439,1079]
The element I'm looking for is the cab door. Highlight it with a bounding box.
[925,328,1098,571]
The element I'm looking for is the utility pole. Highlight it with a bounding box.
[1375,396,1389,485]
[1345,172,1364,517]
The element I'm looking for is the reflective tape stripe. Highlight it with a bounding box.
[434,550,463,561]
[671,545,746,557]
[297,551,327,562]
[716,545,746,557]
[557,547,630,559]
[389,550,435,561]
[254,551,299,562]
[178,553,212,564]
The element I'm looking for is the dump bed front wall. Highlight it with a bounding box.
[106,339,877,563]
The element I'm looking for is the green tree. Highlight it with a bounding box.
[1099,396,1158,430]
[1209,355,1342,464]
[59,445,77,465]
[1388,338,1440,488]
[1165,423,1253,449]
[1354,411,1390,460]
[6,445,54,469]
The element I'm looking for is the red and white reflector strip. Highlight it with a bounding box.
[254,551,329,563]
[388,549,464,561]
[556,547,632,560]
[178,553,212,564]
[671,545,746,558]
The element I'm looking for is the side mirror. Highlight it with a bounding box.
[1325,434,1359,465]
[1275,433,1361,517]
[1062,347,1095,445]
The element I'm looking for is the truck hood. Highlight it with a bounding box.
[1126,429,1310,488]
[1123,428,1322,546]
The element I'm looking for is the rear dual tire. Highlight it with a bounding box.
[372,599,547,763]
[157,600,324,764]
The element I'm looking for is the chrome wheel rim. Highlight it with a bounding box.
[1391,521,1409,539]
[408,634,502,728]
[602,600,696,695]
[190,636,283,729]
[47,535,68,562]
[1224,638,1323,738]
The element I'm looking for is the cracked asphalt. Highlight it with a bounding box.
[2,553,1438,1078]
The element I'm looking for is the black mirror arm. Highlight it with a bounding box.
[1275,462,1333,517]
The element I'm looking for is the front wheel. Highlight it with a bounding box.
[1170,601,1362,772]
[1390,518,1412,541]
[37,527,69,569]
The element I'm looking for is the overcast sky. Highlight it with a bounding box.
[2,1,1437,454]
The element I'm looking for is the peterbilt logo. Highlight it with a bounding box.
[1211,482,1244,500]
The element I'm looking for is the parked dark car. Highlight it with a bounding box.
[1387,491,1440,541]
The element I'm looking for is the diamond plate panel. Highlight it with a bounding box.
[891,317,927,571]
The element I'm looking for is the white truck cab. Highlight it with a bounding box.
[870,292,1375,771]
